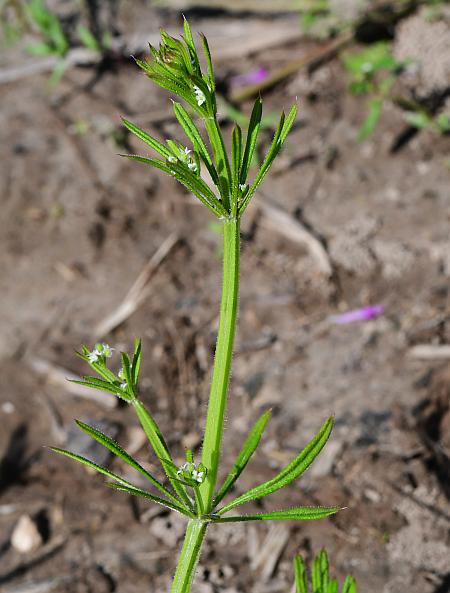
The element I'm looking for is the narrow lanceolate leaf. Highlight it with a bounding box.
[169,161,227,218]
[50,447,189,514]
[172,102,218,184]
[200,33,215,93]
[239,110,286,215]
[279,103,298,145]
[213,409,271,508]
[122,119,173,159]
[239,97,262,185]
[217,417,333,515]
[313,549,330,593]
[132,400,192,509]
[213,506,339,523]
[69,377,131,402]
[75,420,184,509]
[121,154,172,175]
[120,351,136,398]
[231,124,243,210]
[293,555,308,593]
[108,484,193,516]
[131,338,142,386]
[342,576,358,593]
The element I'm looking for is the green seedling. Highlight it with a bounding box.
[341,41,404,141]
[293,550,357,593]
[52,20,342,593]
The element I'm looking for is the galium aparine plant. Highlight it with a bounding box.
[51,19,351,593]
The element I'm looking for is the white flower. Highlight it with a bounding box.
[193,85,206,107]
[182,147,191,157]
[188,162,198,173]
[192,469,204,483]
[120,381,127,390]
[87,349,100,363]
[168,156,177,163]
[88,343,114,363]
[239,184,247,192]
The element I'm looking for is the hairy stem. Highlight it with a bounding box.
[200,218,240,511]
[170,519,208,593]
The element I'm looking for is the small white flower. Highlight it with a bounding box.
[120,381,127,390]
[182,147,191,156]
[239,184,247,192]
[192,470,204,483]
[118,368,125,379]
[188,162,197,172]
[168,156,177,163]
[87,350,100,363]
[193,85,206,107]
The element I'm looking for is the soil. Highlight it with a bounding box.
[1,3,450,593]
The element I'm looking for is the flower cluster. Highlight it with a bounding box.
[167,145,199,174]
[87,343,114,363]
[177,461,206,485]
[134,18,216,117]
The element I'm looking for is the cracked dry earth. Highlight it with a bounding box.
[1,7,450,593]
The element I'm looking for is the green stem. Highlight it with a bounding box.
[170,520,208,593]
[200,218,240,511]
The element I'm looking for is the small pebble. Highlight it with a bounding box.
[11,514,43,553]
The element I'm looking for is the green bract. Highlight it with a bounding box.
[51,20,341,593]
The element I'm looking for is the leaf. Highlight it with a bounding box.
[200,33,215,93]
[168,161,226,217]
[213,506,339,522]
[293,555,308,593]
[279,103,298,145]
[312,549,329,592]
[120,154,172,174]
[120,351,135,397]
[107,484,193,516]
[239,97,263,185]
[133,400,192,509]
[239,109,289,215]
[342,576,358,593]
[68,377,131,402]
[213,409,271,508]
[78,25,100,52]
[357,98,382,142]
[403,110,429,130]
[217,417,333,514]
[172,102,218,184]
[122,119,173,159]
[131,338,142,386]
[74,420,184,508]
[231,124,243,208]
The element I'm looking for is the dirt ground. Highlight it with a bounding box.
[1,2,450,592]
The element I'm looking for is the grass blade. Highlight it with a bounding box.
[108,484,193,516]
[75,420,185,509]
[217,417,333,515]
[212,409,271,508]
[293,555,308,593]
[239,97,262,185]
[213,506,339,522]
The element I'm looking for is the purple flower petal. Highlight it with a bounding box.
[329,304,385,325]
[231,67,268,88]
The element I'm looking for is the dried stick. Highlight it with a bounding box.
[93,233,180,338]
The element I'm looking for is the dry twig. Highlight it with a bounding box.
[94,233,180,337]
